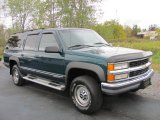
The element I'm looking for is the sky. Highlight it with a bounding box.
[0,0,160,29]
[99,0,160,29]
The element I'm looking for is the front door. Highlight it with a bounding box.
[35,32,65,83]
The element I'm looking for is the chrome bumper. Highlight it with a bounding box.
[101,69,154,95]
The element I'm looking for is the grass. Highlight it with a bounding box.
[113,39,160,71]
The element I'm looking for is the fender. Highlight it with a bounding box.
[65,62,105,84]
[9,56,20,67]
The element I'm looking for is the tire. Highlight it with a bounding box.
[70,76,103,114]
[12,65,25,86]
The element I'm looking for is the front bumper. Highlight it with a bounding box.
[101,69,154,95]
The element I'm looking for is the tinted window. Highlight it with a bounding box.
[39,34,58,51]
[24,35,39,50]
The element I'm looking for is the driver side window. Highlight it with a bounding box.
[39,33,59,51]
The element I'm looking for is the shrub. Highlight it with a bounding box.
[0,47,3,56]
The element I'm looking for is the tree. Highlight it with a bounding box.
[7,0,36,32]
[0,24,6,47]
[93,20,127,42]
[149,24,157,31]
[132,25,141,37]
[57,0,101,28]
[124,25,132,38]
[31,0,49,29]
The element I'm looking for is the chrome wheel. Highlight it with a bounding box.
[74,85,91,107]
[12,69,19,84]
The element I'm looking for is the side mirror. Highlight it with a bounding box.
[45,46,61,53]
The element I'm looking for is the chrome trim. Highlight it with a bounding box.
[109,62,151,75]
[23,76,65,91]
[101,69,154,95]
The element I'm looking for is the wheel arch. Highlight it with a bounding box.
[9,56,20,74]
[65,62,105,88]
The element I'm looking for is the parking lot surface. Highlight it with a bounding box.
[0,64,160,120]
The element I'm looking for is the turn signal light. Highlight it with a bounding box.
[108,64,114,71]
[107,74,115,81]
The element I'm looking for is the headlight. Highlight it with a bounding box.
[108,63,128,71]
[114,63,128,70]
[107,63,129,82]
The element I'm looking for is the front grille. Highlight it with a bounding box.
[130,58,149,67]
[129,67,149,77]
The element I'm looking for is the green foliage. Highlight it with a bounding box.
[7,0,36,32]
[115,40,160,64]
[92,20,127,42]
[6,0,101,29]
[124,25,132,37]
[0,47,3,56]
[156,28,160,39]
[132,25,141,36]
[31,0,48,29]
[57,0,100,28]
[0,25,7,47]
[156,28,160,34]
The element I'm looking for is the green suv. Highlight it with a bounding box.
[3,28,154,114]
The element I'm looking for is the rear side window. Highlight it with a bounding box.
[24,34,39,50]
[39,33,58,51]
[6,33,25,50]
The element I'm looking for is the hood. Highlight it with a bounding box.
[73,46,152,63]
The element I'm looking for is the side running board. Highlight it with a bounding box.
[23,76,66,91]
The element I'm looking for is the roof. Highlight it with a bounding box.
[14,28,91,34]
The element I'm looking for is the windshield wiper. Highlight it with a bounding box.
[94,42,110,46]
[68,44,94,49]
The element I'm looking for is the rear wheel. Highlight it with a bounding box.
[70,76,103,114]
[12,65,25,86]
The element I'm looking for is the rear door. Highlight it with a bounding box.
[35,32,65,82]
[20,34,40,75]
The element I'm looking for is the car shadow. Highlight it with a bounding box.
[25,81,148,115]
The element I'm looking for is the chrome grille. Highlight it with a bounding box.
[129,67,149,77]
[130,58,149,67]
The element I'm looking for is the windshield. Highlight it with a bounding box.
[59,29,109,49]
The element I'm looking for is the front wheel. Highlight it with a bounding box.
[70,76,103,114]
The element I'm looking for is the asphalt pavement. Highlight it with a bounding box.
[0,63,160,120]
